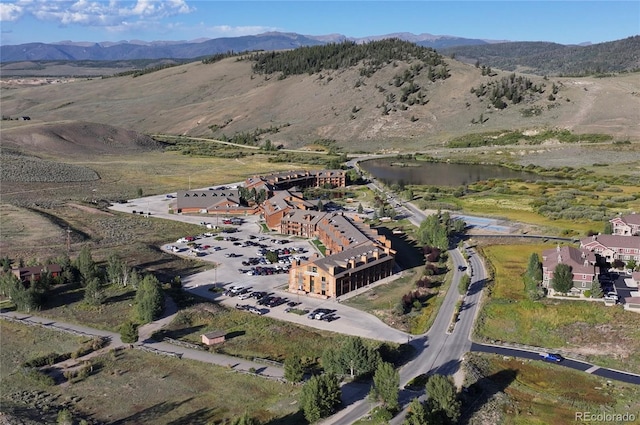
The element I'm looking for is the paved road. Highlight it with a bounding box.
[323,243,483,425]
[470,343,640,385]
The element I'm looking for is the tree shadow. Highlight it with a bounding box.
[338,380,372,408]
[376,227,425,269]
[430,358,462,376]
[225,330,246,340]
[166,407,220,425]
[162,324,205,340]
[263,409,307,425]
[467,278,488,296]
[104,290,135,305]
[42,284,84,309]
[379,340,417,367]
[460,369,518,424]
[459,300,475,312]
[111,398,196,425]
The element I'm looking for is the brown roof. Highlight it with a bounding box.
[624,297,640,306]
[202,330,226,339]
[581,234,640,250]
[176,189,241,210]
[619,213,640,226]
[282,209,326,226]
[312,241,392,276]
[542,246,596,275]
[13,264,62,280]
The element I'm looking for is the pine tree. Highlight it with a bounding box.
[284,354,305,383]
[551,263,573,294]
[84,277,104,306]
[426,374,461,424]
[75,245,98,285]
[134,274,164,323]
[526,253,543,282]
[120,321,138,344]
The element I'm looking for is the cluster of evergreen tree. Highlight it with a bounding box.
[443,36,640,76]
[471,73,546,109]
[0,247,163,323]
[249,39,445,78]
[218,124,288,147]
[201,50,240,64]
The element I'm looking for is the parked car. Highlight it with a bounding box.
[604,292,620,302]
[251,291,267,299]
[238,292,252,300]
[321,314,339,322]
[539,352,563,362]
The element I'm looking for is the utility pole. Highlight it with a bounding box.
[66,227,71,253]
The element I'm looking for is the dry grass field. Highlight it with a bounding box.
[0,321,301,424]
[2,56,638,151]
[465,352,640,425]
[476,243,640,374]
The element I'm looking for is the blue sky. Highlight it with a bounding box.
[1,1,638,46]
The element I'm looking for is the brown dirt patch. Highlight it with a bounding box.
[67,203,113,216]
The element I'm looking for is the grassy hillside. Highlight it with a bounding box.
[2,47,638,153]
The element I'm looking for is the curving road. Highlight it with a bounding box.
[320,162,640,424]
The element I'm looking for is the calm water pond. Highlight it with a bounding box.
[359,158,545,187]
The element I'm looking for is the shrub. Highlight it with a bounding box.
[458,274,471,295]
[120,321,138,344]
[23,367,55,386]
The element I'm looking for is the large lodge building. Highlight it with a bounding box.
[172,169,395,298]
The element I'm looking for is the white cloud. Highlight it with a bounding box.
[0,3,23,21]
[1,0,195,28]
[208,25,279,37]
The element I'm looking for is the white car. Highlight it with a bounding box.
[604,292,619,302]
[238,292,252,300]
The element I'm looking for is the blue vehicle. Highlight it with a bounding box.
[540,352,563,362]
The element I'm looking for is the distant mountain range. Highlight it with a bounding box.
[2,32,637,77]
[0,31,506,62]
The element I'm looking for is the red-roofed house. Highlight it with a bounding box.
[541,245,599,294]
[610,213,640,236]
[580,234,640,263]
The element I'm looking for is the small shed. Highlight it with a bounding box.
[201,330,226,346]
